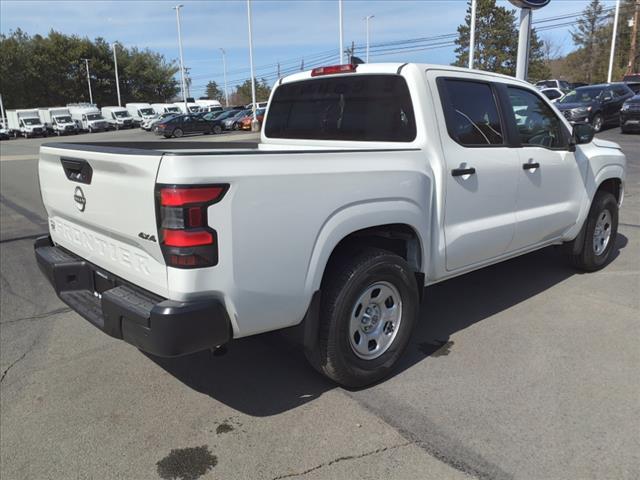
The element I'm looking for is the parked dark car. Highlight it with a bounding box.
[154,113,223,138]
[555,83,635,132]
[620,94,640,133]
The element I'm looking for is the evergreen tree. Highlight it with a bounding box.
[571,0,607,83]
[205,80,224,102]
[453,0,550,80]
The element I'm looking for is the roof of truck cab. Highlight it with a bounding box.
[278,62,532,88]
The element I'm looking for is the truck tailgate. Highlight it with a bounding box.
[38,145,168,296]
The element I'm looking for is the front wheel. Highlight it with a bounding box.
[213,125,222,134]
[591,113,604,132]
[568,191,618,271]
[309,247,419,387]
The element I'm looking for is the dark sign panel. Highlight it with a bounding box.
[507,0,551,9]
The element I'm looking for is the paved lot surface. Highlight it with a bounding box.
[1,127,638,480]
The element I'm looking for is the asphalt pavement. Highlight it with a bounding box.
[0,127,638,480]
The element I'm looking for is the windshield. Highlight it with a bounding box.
[86,113,103,121]
[189,106,200,113]
[536,81,556,88]
[55,115,73,123]
[166,107,181,113]
[256,108,266,115]
[114,110,129,118]
[559,88,603,104]
[140,108,155,116]
[22,118,41,126]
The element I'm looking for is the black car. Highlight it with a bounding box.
[623,74,640,94]
[620,94,640,133]
[555,83,635,132]
[154,113,223,138]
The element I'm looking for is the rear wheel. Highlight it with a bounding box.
[568,191,618,271]
[213,125,222,134]
[173,128,183,138]
[309,247,419,387]
[591,113,604,132]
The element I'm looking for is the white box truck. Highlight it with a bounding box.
[151,103,182,115]
[38,107,78,136]
[125,103,157,126]
[6,109,46,138]
[101,106,134,129]
[68,104,110,133]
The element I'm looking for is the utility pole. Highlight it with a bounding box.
[627,0,640,75]
[184,66,192,98]
[515,7,532,80]
[301,59,304,71]
[220,48,229,107]
[112,42,122,107]
[246,0,258,131]
[82,58,93,104]
[339,0,344,63]
[608,0,621,83]
[468,0,477,69]
[173,4,188,112]
[365,15,374,63]
[277,62,281,78]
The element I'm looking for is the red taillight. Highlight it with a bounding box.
[310,64,357,77]
[156,184,228,269]
[160,186,224,206]
[163,229,213,247]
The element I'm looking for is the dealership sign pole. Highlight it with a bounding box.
[468,0,477,69]
[509,0,550,80]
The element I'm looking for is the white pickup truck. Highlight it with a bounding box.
[35,63,626,387]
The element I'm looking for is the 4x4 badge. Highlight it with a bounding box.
[138,232,157,242]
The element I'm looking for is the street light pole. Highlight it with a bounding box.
[220,48,229,107]
[607,0,621,83]
[339,0,344,63]
[112,43,122,107]
[365,15,374,63]
[173,4,188,112]
[247,0,258,131]
[468,0,477,69]
[82,58,93,104]
[0,93,5,126]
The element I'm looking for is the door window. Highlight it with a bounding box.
[506,87,569,149]
[438,79,504,146]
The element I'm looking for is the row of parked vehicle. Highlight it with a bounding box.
[0,98,269,140]
[534,75,640,133]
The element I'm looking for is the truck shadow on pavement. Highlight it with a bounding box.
[147,234,628,416]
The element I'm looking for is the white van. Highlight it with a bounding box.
[38,108,78,135]
[195,99,223,113]
[101,106,135,129]
[151,103,182,115]
[125,103,156,126]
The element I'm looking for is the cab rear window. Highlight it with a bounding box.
[265,74,416,142]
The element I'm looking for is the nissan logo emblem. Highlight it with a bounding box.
[74,186,86,212]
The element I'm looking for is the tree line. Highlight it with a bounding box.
[0,29,179,109]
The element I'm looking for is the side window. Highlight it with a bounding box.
[439,79,504,146]
[506,87,568,149]
[613,86,630,97]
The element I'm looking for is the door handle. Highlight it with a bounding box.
[61,158,93,184]
[522,162,540,170]
[451,167,476,177]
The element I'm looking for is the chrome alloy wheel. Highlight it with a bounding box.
[593,208,612,256]
[349,281,403,360]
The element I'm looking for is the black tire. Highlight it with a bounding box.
[173,128,183,138]
[591,113,604,132]
[310,247,419,388]
[163,134,172,139]
[568,191,618,271]
[233,123,239,131]
[213,125,222,135]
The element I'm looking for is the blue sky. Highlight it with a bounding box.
[0,0,612,97]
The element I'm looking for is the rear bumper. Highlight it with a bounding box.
[34,236,231,357]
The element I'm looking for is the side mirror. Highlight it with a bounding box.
[573,123,595,146]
